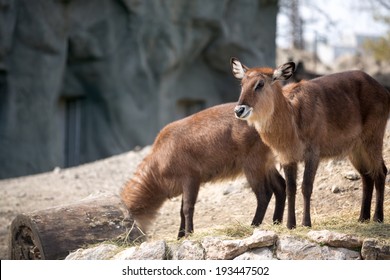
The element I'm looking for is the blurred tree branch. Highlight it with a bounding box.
[361,0,390,62]
[376,0,390,10]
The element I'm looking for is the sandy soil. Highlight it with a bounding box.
[1,124,389,259]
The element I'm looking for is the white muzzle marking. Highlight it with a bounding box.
[234,105,253,120]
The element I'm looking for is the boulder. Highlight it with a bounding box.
[202,230,277,260]
[234,247,275,260]
[307,230,362,249]
[276,235,361,260]
[170,240,205,260]
[361,239,390,260]
[114,240,167,260]
[65,244,119,260]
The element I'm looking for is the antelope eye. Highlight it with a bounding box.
[255,80,264,91]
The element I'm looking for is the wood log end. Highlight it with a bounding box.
[8,192,145,259]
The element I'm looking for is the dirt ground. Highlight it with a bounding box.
[1,123,389,259]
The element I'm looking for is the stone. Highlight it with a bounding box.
[112,247,138,260]
[171,240,205,260]
[202,230,277,260]
[276,235,360,260]
[66,232,390,260]
[65,244,119,260]
[344,171,360,181]
[327,247,361,260]
[122,240,167,260]
[242,229,277,249]
[307,230,363,249]
[202,236,246,260]
[52,167,61,174]
[361,238,390,260]
[331,185,341,193]
[234,247,275,260]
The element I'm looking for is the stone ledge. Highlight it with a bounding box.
[65,229,390,260]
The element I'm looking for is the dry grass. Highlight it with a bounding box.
[261,203,390,245]
[96,197,390,252]
[180,202,390,245]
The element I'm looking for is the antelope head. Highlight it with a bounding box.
[231,57,295,128]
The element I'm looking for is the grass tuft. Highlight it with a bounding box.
[211,221,254,238]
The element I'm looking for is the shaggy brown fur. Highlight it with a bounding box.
[232,58,390,229]
[121,103,286,238]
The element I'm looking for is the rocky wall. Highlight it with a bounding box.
[0,0,278,179]
[65,229,390,260]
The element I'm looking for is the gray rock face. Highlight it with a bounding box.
[0,0,278,179]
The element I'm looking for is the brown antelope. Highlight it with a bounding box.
[231,57,390,229]
[121,103,286,238]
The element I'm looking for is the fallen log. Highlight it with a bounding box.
[8,192,144,260]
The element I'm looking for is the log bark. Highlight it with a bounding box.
[8,192,144,260]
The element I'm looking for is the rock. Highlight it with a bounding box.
[331,185,341,193]
[307,230,362,249]
[328,247,361,260]
[0,0,278,179]
[65,244,119,260]
[234,247,275,260]
[202,236,246,260]
[112,247,138,260]
[222,184,236,195]
[66,232,390,260]
[120,240,167,260]
[276,236,321,260]
[344,171,360,181]
[242,229,277,249]
[170,240,205,260]
[52,167,61,174]
[361,239,390,260]
[276,236,360,260]
[202,230,277,260]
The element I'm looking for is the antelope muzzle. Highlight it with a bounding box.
[234,105,253,120]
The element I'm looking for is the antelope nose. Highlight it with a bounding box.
[234,105,245,118]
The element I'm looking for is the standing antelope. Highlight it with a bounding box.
[231,57,390,229]
[121,103,286,238]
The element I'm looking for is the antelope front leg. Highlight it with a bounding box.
[250,178,272,226]
[283,163,298,229]
[301,155,320,227]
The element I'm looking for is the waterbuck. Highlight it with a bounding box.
[121,103,286,238]
[232,57,389,229]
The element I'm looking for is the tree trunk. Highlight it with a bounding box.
[8,192,143,260]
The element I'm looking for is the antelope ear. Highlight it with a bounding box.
[231,57,248,80]
[272,62,296,81]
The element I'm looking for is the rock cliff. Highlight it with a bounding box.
[0,0,278,178]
